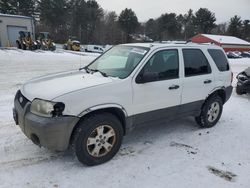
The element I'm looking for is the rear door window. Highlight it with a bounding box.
[183,49,211,77]
[208,49,229,71]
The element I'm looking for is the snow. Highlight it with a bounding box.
[0,49,250,188]
[202,34,250,45]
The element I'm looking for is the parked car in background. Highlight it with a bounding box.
[241,52,250,58]
[226,51,242,59]
[84,45,104,53]
[13,42,233,166]
[236,67,250,95]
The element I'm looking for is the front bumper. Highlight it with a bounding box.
[13,91,79,151]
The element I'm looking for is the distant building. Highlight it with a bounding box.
[191,34,250,52]
[0,13,35,47]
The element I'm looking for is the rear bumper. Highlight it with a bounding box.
[13,92,79,151]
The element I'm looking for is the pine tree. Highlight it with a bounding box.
[242,20,250,41]
[17,0,36,17]
[182,9,195,39]
[38,0,70,42]
[69,0,87,42]
[118,8,139,42]
[157,13,181,40]
[85,0,103,43]
[0,0,17,14]
[227,15,242,38]
[194,8,216,34]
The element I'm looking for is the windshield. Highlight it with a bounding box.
[87,45,149,79]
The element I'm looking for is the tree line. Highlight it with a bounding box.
[0,0,249,44]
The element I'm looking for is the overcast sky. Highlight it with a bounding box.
[97,0,250,23]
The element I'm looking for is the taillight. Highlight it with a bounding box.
[231,72,233,84]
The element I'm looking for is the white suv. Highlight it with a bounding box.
[13,42,233,166]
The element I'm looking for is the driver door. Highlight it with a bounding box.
[132,49,182,125]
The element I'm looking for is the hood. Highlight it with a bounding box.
[21,70,114,101]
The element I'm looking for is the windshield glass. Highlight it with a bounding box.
[87,45,149,79]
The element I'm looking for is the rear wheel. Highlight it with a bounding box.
[195,95,223,128]
[72,113,123,166]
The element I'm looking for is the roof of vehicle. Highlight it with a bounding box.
[122,42,222,50]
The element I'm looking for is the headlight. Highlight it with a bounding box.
[30,99,65,117]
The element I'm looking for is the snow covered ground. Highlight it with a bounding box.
[0,49,250,188]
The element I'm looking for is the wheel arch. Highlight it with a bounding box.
[207,87,226,104]
[69,104,128,145]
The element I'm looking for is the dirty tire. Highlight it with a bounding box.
[72,113,123,166]
[195,95,223,128]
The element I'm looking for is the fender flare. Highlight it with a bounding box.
[206,86,228,103]
[78,103,128,118]
[207,86,225,97]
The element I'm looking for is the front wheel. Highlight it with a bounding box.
[195,95,223,128]
[72,113,123,166]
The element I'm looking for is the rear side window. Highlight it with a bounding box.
[208,49,229,71]
[183,49,211,77]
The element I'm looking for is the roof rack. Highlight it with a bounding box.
[153,40,217,46]
[154,40,190,44]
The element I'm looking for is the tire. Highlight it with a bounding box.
[21,43,26,50]
[195,95,223,128]
[51,46,56,51]
[16,41,21,49]
[236,85,245,95]
[72,113,123,166]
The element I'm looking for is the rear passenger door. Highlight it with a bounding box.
[181,48,215,113]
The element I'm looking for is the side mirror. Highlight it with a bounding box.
[136,72,159,84]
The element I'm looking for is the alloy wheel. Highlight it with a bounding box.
[86,125,116,157]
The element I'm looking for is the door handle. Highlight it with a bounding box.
[204,79,212,84]
[169,85,180,90]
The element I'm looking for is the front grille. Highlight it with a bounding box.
[15,90,29,108]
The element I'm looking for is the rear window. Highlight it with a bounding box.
[208,49,229,71]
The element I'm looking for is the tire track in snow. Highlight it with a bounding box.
[0,155,58,169]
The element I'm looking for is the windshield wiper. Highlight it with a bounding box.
[90,69,108,77]
[80,67,108,77]
[79,66,90,72]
